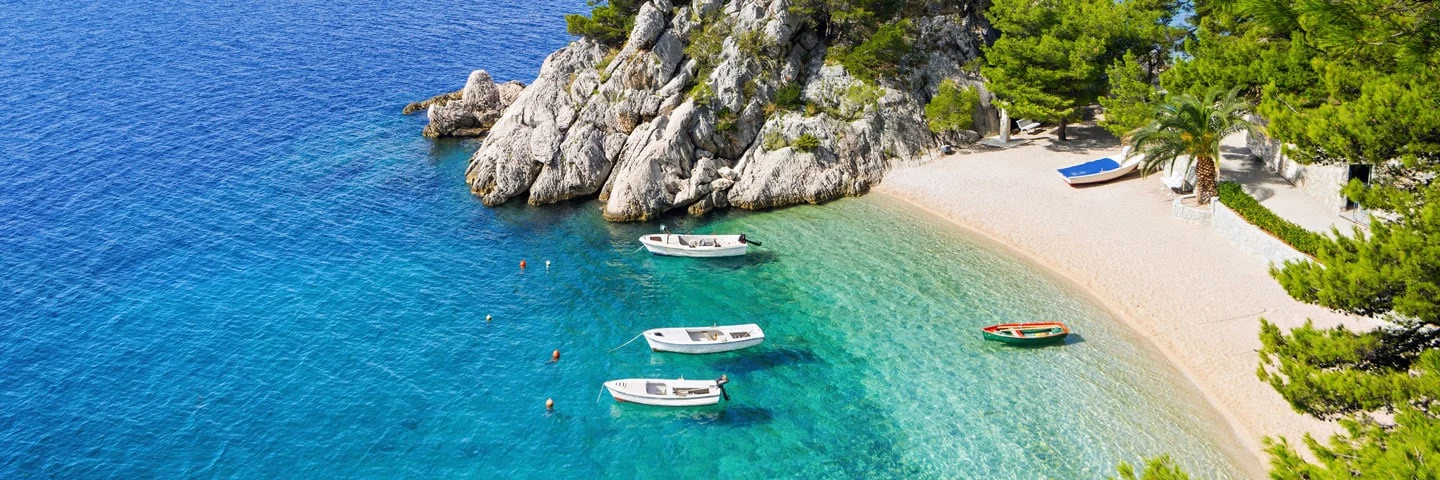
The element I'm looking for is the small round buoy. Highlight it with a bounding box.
[545,260,551,269]
[485,314,492,322]
[545,398,554,410]
[551,349,560,361]
[520,259,527,269]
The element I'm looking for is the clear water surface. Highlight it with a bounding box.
[0,0,1249,477]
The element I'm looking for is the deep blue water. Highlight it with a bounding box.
[1,1,1248,477]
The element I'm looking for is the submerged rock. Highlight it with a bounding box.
[427,0,993,220]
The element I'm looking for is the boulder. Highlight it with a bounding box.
[409,70,526,138]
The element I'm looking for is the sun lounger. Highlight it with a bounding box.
[1160,161,1195,193]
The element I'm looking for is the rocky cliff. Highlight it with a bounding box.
[418,0,994,221]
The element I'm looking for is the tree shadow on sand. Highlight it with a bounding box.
[1039,124,1123,155]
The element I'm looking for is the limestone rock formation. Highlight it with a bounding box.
[426,0,994,220]
[404,70,525,138]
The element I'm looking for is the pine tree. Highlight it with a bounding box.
[1260,183,1440,476]
[925,79,979,135]
[1098,52,1158,139]
[1166,0,1440,212]
[1129,2,1440,475]
[1255,0,1440,197]
[981,0,1180,140]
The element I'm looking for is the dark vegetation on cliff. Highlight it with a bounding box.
[568,0,979,87]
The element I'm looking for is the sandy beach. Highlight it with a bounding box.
[880,124,1376,470]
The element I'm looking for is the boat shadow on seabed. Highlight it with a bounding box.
[992,333,1087,349]
[700,345,821,375]
[704,250,781,270]
[687,406,775,427]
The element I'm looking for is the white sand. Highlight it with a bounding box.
[878,125,1376,471]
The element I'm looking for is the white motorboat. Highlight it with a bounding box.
[638,230,758,257]
[604,376,730,407]
[644,324,765,354]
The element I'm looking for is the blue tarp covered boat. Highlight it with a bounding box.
[1057,148,1140,185]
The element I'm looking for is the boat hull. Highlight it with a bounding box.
[1059,161,1139,185]
[639,234,748,257]
[643,324,766,354]
[604,379,723,407]
[981,322,1070,345]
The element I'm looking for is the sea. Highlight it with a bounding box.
[0,0,1249,477]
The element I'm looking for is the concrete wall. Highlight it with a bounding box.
[1245,124,1349,213]
[1212,201,1311,266]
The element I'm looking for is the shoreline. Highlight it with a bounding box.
[876,191,1265,476]
[874,126,1376,473]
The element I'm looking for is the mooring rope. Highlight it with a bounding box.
[607,333,644,353]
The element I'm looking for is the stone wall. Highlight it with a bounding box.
[1212,201,1311,266]
[1170,196,1212,224]
[1245,125,1349,213]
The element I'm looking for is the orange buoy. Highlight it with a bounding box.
[551,349,560,361]
[545,398,554,410]
[520,259,527,269]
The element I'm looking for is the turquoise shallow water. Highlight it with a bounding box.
[0,0,1247,477]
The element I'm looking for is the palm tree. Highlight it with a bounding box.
[1128,88,1258,205]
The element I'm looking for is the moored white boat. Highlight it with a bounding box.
[638,232,757,257]
[604,376,730,406]
[644,324,765,354]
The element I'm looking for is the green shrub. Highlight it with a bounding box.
[742,78,758,100]
[595,49,619,72]
[683,15,729,68]
[565,0,641,48]
[715,108,736,132]
[792,133,821,152]
[842,83,884,119]
[1217,182,1326,257]
[762,131,787,151]
[925,79,979,133]
[736,28,773,59]
[682,14,730,103]
[836,20,910,83]
[595,49,620,83]
[774,83,804,111]
[690,81,715,106]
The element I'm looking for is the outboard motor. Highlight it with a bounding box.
[716,374,730,401]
